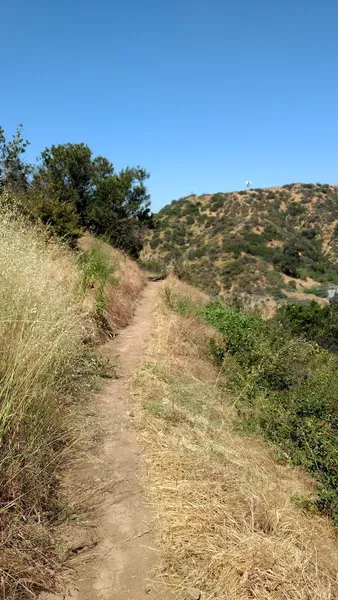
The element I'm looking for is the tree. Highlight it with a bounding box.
[33,143,152,255]
[36,143,93,225]
[88,167,152,257]
[91,155,114,183]
[0,125,30,191]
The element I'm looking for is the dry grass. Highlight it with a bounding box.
[0,208,94,598]
[0,214,146,598]
[132,277,338,599]
[78,233,147,331]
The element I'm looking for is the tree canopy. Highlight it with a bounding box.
[0,125,30,191]
[0,126,152,256]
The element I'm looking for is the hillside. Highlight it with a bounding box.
[4,187,338,599]
[133,276,338,598]
[3,125,338,599]
[143,183,338,306]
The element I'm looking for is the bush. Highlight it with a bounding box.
[303,285,328,298]
[210,193,227,210]
[274,243,301,277]
[276,300,338,353]
[267,287,287,299]
[202,301,338,524]
[140,257,166,276]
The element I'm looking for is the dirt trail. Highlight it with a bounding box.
[44,282,173,600]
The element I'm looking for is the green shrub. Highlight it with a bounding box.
[275,300,338,353]
[303,286,328,298]
[267,287,287,299]
[274,243,301,277]
[202,302,338,524]
[140,257,167,276]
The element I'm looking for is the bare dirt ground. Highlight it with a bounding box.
[42,282,174,600]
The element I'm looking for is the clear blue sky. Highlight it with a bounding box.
[1,0,337,211]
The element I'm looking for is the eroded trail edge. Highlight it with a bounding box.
[45,282,173,600]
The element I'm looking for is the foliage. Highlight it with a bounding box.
[274,242,301,277]
[147,183,338,299]
[303,285,328,298]
[139,257,167,276]
[87,166,152,257]
[36,142,94,225]
[78,243,116,315]
[0,126,152,257]
[276,300,338,353]
[0,125,30,191]
[200,301,338,524]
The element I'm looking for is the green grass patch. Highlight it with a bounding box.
[78,243,117,315]
[303,285,328,298]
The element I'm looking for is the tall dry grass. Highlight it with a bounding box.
[0,205,147,597]
[132,277,338,599]
[0,206,93,598]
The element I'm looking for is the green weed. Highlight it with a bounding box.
[78,243,117,315]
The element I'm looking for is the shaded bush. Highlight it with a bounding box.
[275,300,338,353]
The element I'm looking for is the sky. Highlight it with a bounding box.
[1,0,338,211]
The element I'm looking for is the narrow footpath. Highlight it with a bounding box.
[43,282,173,600]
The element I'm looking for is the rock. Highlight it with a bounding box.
[187,587,201,600]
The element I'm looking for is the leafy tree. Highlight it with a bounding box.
[0,129,152,255]
[33,144,152,255]
[0,125,30,191]
[88,167,152,257]
[91,155,114,183]
[36,143,93,225]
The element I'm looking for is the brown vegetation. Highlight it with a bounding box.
[133,277,338,599]
[0,217,146,598]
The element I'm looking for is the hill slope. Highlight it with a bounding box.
[143,183,338,305]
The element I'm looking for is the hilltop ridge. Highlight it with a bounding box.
[143,183,338,306]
